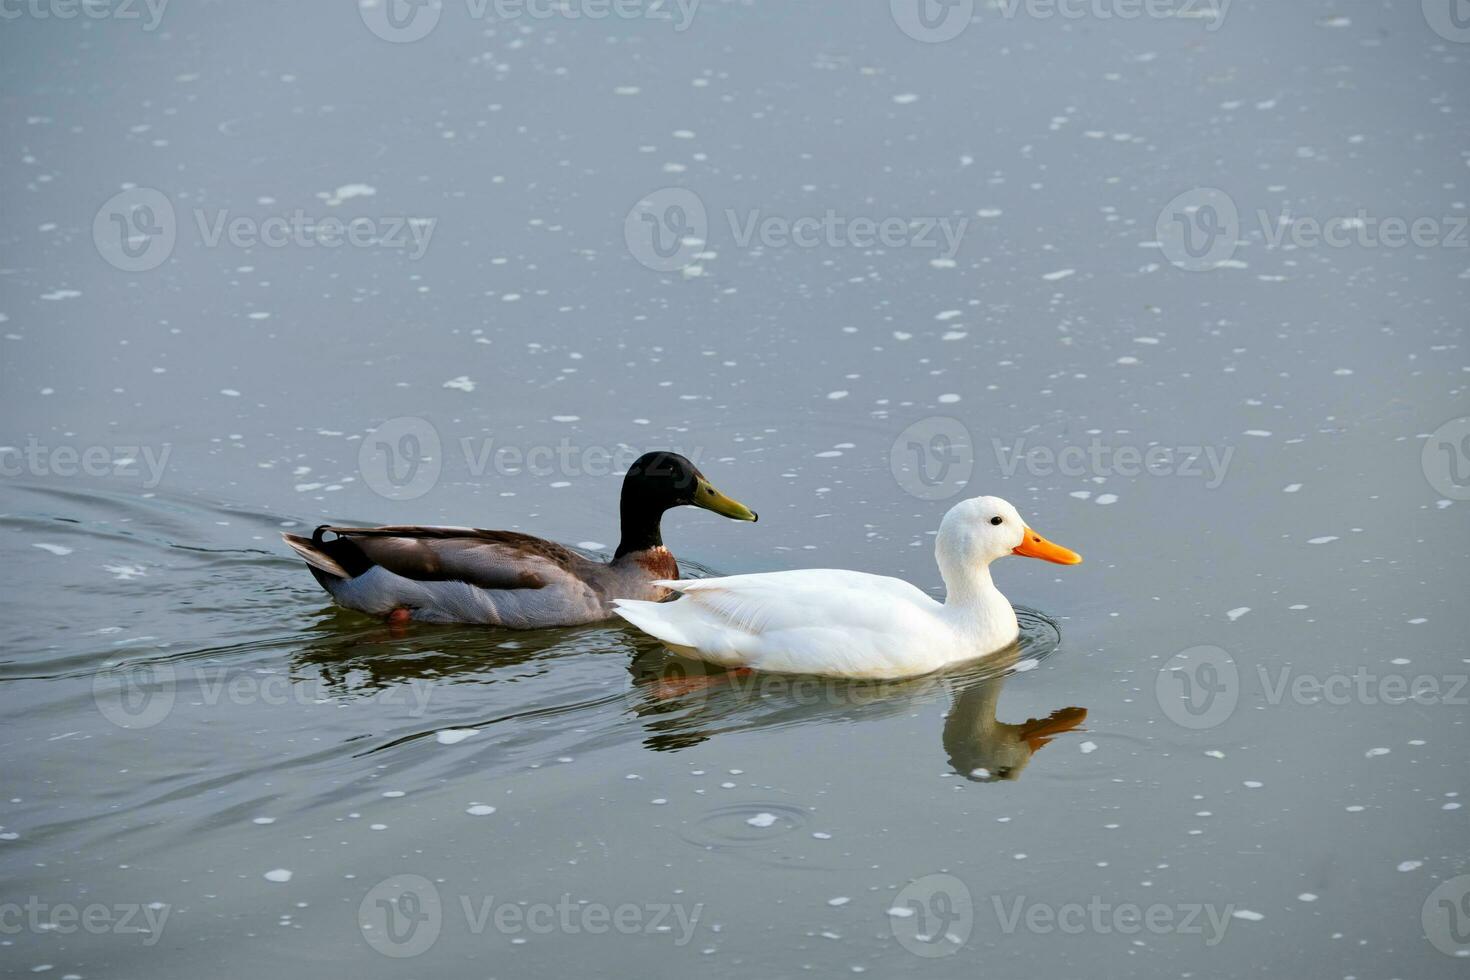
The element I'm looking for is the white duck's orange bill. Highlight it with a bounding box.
[1013,527,1083,565]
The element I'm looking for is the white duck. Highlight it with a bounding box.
[613,496,1081,679]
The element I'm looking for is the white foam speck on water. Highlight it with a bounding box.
[33,543,72,556]
[552,415,579,422]
[1365,747,1390,758]
[435,729,477,745]
[930,258,956,269]
[264,869,293,883]
[1080,741,1097,754]
[220,388,241,397]
[1116,356,1139,365]
[977,208,1002,218]
[1243,781,1263,788]
[1205,750,1226,759]
[650,798,667,805]
[613,86,641,96]
[1227,607,1250,621]
[1244,430,1272,437]
[887,906,916,918]
[937,393,960,404]
[382,791,406,798]
[1307,536,1338,545]
[812,832,832,839]
[443,376,476,392]
[1283,483,1302,493]
[465,804,497,816]
[577,541,607,551]
[104,564,146,580]
[1298,893,1318,902]
[1042,268,1075,281]
[1232,910,1264,922]
[1390,658,1410,666]
[40,289,81,301]
[1095,493,1118,505]
[1070,490,1092,500]
[746,812,778,828]
[827,897,850,906]
[935,310,963,321]
[252,817,275,825]
[1013,659,1039,673]
[892,93,919,105]
[1397,860,1423,872]
[826,390,848,400]
[321,183,375,206]
[1407,617,1427,624]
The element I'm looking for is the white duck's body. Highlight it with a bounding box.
[613,497,1081,679]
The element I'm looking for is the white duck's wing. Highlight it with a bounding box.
[613,569,946,677]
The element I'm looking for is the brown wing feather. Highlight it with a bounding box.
[317,525,593,591]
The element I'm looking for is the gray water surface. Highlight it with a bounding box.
[2,1,1468,977]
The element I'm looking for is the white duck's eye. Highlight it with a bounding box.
[990,516,1003,526]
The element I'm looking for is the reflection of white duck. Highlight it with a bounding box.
[942,670,1088,782]
[614,497,1082,679]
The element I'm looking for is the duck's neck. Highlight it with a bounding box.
[937,551,1013,634]
[613,499,667,561]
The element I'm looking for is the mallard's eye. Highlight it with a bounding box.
[990,516,1003,526]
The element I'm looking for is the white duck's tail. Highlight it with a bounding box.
[611,598,698,649]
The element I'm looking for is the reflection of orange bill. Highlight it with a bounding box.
[1020,707,1089,752]
[1012,528,1083,565]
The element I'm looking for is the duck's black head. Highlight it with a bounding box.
[615,451,757,559]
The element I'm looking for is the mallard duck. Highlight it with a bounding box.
[613,495,1081,678]
[283,451,757,627]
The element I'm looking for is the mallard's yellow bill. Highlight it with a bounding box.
[693,478,758,522]
[1013,527,1082,565]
